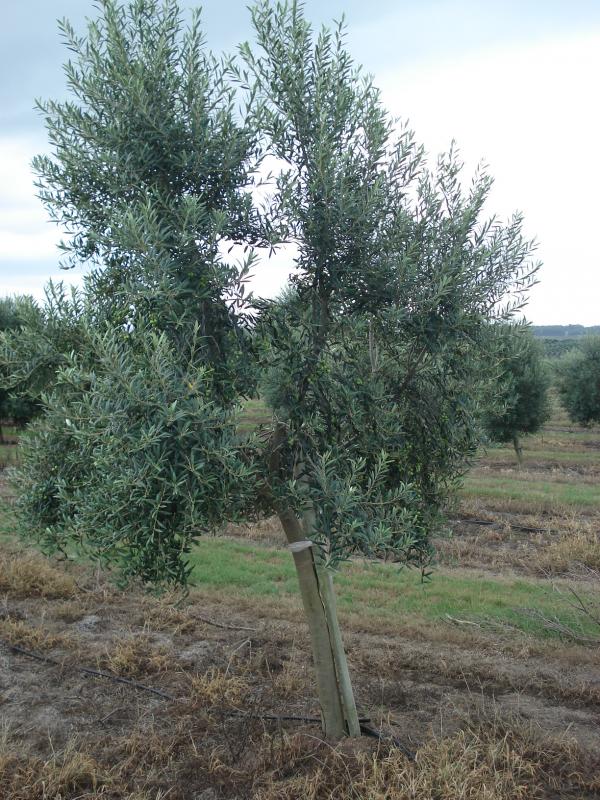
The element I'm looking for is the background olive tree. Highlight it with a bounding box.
[482,325,551,464]
[0,298,42,440]
[556,336,600,426]
[1,0,539,738]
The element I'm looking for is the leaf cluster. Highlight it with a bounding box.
[16,320,256,585]
[248,3,538,567]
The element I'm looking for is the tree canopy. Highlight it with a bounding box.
[556,336,600,426]
[483,325,551,463]
[1,0,540,738]
[0,297,42,437]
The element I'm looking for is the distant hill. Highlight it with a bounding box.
[531,325,600,339]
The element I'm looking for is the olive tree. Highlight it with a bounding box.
[556,336,600,426]
[483,325,550,464]
[4,0,538,739]
[237,0,537,735]
[0,297,42,440]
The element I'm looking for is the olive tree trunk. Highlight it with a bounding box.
[277,507,361,738]
[512,433,523,467]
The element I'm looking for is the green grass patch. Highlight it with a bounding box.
[189,538,597,640]
[531,428,600,443]
[237,398,272,435]
[462,474,600,509]
[0,506,16,543]
[0,502,595,641]
[0,443,19,468]
[478,447,600,466]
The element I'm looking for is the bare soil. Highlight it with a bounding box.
[0,532,599,798]
[1,421,600,799]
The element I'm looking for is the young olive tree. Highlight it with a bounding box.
[240,1,538,735]
[483,325,551,464]
[5,0,538,739]
[556,336,600,426]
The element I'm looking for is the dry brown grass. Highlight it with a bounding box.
[0,670,598,800]
[51,599,94,623]
[0,618,72,652]
[222,515,285,548]
[139,595,196,635]
[352,638,600,707]
[0,734,108,800]
[188,667,250,708]
[253,713,600,800]
[0,550,77,599]
[271,659,310,698]
[102,634,171,678]
[537,529,600,574]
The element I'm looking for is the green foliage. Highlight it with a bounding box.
[0,297,42,433]
[540,338,581,359]
[483,326,551,447]
[33,0,265,402]
[532,324,600,338]
[244,2,538,567]
[0,284,88,402]
[556,336,600,426]
[6,0,539,586]
[16,323,255,585]
[6,0,265,584]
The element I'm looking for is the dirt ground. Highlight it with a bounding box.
[0,522,599,799]
[1,419,600,800]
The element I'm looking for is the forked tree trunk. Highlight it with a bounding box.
[277,507,361,738]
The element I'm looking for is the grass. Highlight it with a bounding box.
[0,443,19,468]
[252,711,599,800]
[103,635,171,678]
[536,529,600,574]
[0,739,106,800]
[461,474,600,509]
[189,537,597,640]
[1,705,596,800]
[0,547,77,599]
[237,397,272,434]
[479,447,600,465]
[0,618,72,652]
[0,486,595,646]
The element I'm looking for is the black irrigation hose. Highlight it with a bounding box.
[3,639,416,759]
[4,641,176,700]
[360,721,416,761]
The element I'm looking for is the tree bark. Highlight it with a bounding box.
[512,433,523,467]
[277,507,360,738]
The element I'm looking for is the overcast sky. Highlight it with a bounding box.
[1,1,599,324]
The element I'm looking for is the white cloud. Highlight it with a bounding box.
[0,137,61,263]
[0,267,83,301]
[3,29,599,325]
[377,30,600,325]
